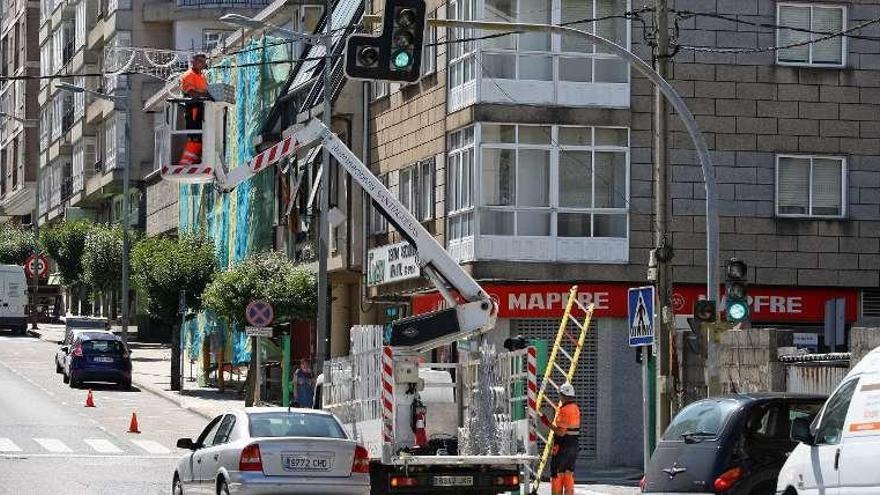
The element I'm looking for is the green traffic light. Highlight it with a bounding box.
[392,50,412,69]
[727,301,748,322]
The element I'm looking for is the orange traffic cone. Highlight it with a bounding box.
[84,389,96,408]
[128,411,141,434]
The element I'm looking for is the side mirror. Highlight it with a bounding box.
[56,340,64,345]
[791,417,814,445]
[176,438,197,451]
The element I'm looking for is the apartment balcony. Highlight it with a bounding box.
[0,183,36,218]
[143,0,266,22]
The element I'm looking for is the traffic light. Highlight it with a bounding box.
[725,258,749,323]
[345,0,427,82]
[693,299,717,323]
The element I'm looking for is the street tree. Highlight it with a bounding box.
[203,251,317,404]
[0,224,37,266]
[81,224,124,316]
[131,233,216,391]
[40,221,93,313]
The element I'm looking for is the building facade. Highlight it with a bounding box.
[359,0,880,471]
[0,0,39,225]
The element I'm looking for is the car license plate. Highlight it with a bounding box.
[433,476,473,487]
[94,357,114,363]
[281,452,334,472]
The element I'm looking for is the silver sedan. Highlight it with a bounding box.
[172,407,370,495]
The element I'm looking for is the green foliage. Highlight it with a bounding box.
[40,221,93,286]
[203,251,317,327]
[81,224,123,293]
[131,233,216,323]
[0,225,36,265]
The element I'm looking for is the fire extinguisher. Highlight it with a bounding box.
[411,396,428,447]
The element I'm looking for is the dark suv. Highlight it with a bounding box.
[61,332,132,390]
[641,394,826,495]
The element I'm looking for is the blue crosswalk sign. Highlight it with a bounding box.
[628,286,655,347]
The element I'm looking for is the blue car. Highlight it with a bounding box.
[61,331,132,390]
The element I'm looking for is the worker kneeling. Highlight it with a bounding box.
[178,53,210,165]
[549,383,580,495]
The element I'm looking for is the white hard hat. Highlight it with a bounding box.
[560,383,575,398]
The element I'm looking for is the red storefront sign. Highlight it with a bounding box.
[411,283,859,323]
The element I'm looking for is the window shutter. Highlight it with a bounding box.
[812,7,844,64]
[777,157,809,214]
[778,5,810,63]
[811,158,842,216]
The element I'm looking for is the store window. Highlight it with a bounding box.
[777,4,845,67]
[776,155,845,218]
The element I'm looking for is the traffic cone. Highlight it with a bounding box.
[128,411,141,434]
[84,389,95,408]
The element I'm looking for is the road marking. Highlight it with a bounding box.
[84,438,123,453]
[0,438,22,452]
[33,438,73,453]
[131,439,171,455]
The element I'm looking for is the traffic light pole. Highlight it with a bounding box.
[315,0,332,373]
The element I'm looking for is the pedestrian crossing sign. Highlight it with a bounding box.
[628,286,655,347]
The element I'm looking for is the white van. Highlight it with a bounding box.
[777,345,880,494]
[0,264,28,335]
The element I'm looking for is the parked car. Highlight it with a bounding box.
[55,329,111,374]
[173,407,370,495]
[641,393,825,494]
[777,346,880,494]
[60,331,132,390]
[0,264,28,336]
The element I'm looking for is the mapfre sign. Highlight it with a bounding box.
[411,283,859,323]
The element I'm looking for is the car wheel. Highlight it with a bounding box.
[69,377,79,388]
[119,380,132,391]
[172,473,184,495]
[62,372,70,384]
[55,362,63,373]
[217,479,230,495]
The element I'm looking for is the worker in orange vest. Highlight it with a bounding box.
[178,53,210,165]
[548,383,581,495]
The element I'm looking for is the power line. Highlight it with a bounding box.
[676,15,880,53]
[670,9,880,42]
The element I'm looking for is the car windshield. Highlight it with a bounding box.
[248,412,346,439]
[81,339,126,354]
[663,399,740,440]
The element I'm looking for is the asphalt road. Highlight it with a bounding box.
[0,329,208,495]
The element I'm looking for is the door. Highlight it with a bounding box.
[837,374,880,493]
[196,414,237,488]
[191,415,224,494]
[800,378,859,495]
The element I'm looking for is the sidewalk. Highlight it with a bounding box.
[30,322,243,419]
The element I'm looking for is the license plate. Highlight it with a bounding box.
[433,476,474,487]
[281,452,334,472]
[94,357,114,363]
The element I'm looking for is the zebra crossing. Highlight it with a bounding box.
[0,436,175,456]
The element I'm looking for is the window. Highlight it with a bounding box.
[104,112,127,171]
[480,123,628,238]
[447,127,475,242]
[777,4,846,66]
[196,416,225,447]
[776,155,845,218]
[448,0,477,109]
[212,415,236,446]
[249,412,347,439]
[202,29,232,52]
[815,378,859,445]
[75,0,87,49]
[370,174,389,234]
[73,76,86,119]
[422,11,438,76]
[397,160,435,221]
[663,399,740,441]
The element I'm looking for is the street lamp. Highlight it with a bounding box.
[56,81,133,344]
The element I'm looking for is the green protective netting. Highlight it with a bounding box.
[179,37,292,365]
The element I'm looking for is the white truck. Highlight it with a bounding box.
[162,110,537,493]
[0,264,28,336]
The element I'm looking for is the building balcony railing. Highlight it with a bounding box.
[175,0,270,7]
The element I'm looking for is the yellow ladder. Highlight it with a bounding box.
[528,285,594,494]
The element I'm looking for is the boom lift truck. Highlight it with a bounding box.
[161,114,538,492]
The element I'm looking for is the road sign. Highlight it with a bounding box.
[246,326,273,337]
[24,254,49,279]
[246,300,274,327]
[628,286,655,347]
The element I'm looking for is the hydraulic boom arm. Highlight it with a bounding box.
[211,118,497,351]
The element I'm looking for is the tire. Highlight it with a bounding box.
[62,372,70,384]
[119,380,132,391]
[55,362,63,374]
[69,377,79,388]
[750,481,776,495]
[172,473,184,495]
[217,479,230,495]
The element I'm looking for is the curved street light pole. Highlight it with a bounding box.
[430,17,723,442]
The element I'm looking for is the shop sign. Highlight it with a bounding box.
[367,241,420,287]
[412,283,859,323]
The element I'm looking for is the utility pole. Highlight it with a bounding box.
[315,0,332,373]
[652,0,673,441]
[120,86,132,344]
